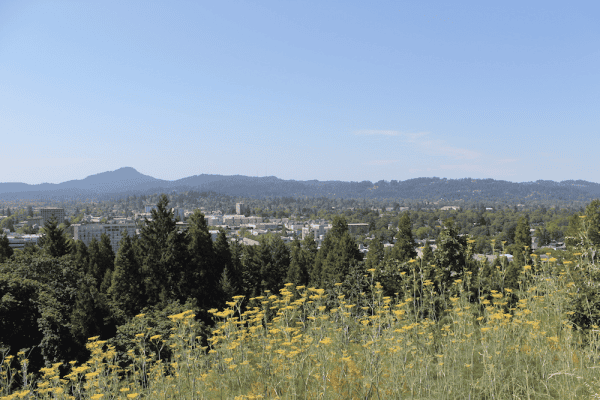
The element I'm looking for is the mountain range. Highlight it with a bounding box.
[1,167,599,203]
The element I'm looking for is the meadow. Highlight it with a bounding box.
[2,251,600,400]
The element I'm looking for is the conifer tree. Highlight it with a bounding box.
[108,231,143,322]
[186,210,219,307]
[41,214,71,258]
[71,240,89,273]
[513,215,532,266]
[215,230,241,301]
[365,235,385,271]
[137,194,189,306]
[0,233,13,262]
[433,218,467,285]
[286,239,309,286]
[387,212,417,263]
[420,239,434,265]
[585,199,600,246]
[98,234,115,294]
[314,216,362,288]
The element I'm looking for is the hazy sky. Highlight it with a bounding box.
[1,1,598,184]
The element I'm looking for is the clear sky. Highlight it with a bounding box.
[1,1,598,184]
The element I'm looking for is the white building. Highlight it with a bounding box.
[40,208,65,225]
[6,234,42,249]
[73,223,137,253]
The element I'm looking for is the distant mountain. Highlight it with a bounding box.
[1,167,600,204]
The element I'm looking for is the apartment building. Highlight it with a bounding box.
[73,223,137,253]
[40,207,65,225]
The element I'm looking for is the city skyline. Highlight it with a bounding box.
[1,1,598,184]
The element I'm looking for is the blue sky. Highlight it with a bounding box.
[1,1,598,184]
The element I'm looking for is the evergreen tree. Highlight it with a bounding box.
[302,234,318,265]
[215,230,241,301]
[71,240,89,273]
[87,237,100,277]
[41,214,71,258]
[88,234,116,293]
[314,216,362,288]
[108,231,143,322]
[6,207,11,217]
[387,212,417,263]
[513,216,532,266]
[186,210,219,308]
[420,240,434,265]
[70,279,103,348]
[240,245,262,298]
[219,265,238,302]
[250,234,291,294]
[365,235,385,271]
[433,218,467,285]
[0,233,13,262]
[137,194,189,306]
[27,206,33,217]
[286,239,309,286]
[585,199,600,246]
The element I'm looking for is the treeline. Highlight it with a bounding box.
[2,195,600,385]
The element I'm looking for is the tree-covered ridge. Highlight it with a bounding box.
[2,167,600,203]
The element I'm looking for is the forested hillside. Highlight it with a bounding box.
[2,167,599,204]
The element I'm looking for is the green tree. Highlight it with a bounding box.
[258,234,290,294]
[513,216,532,266]
[433,218,467,285]
[313,216,362,288]
[98,234,115,293]
[365,235,385,271]
[71,240,89,272]
[286,239,309,286]
[0,233,13,262]
[108,231,143,322]
[70,277,105,351]
[185,210,219,308]
[137,194,189,307]
[40,215,71,258]
[420,240,434,265]
[0,216,14,232]
[215,230,240,302]
[584,199,600,246]
[387,212,417,263]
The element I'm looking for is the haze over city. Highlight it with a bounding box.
[1,1,598,184]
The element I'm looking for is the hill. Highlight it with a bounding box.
[1,168,600,203]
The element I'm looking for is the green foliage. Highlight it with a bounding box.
[313,216,362,289]
[365,234,384,271]
[40,215,71,258]
[433,218,467,284]
[137,194,184,307]
[584,199,600,246]
[108,231,143,323]
[387,212,417,263]
[186,210,220,309]
[0,234,13,262]
[286,239,309,286]
[420,240,434,265]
